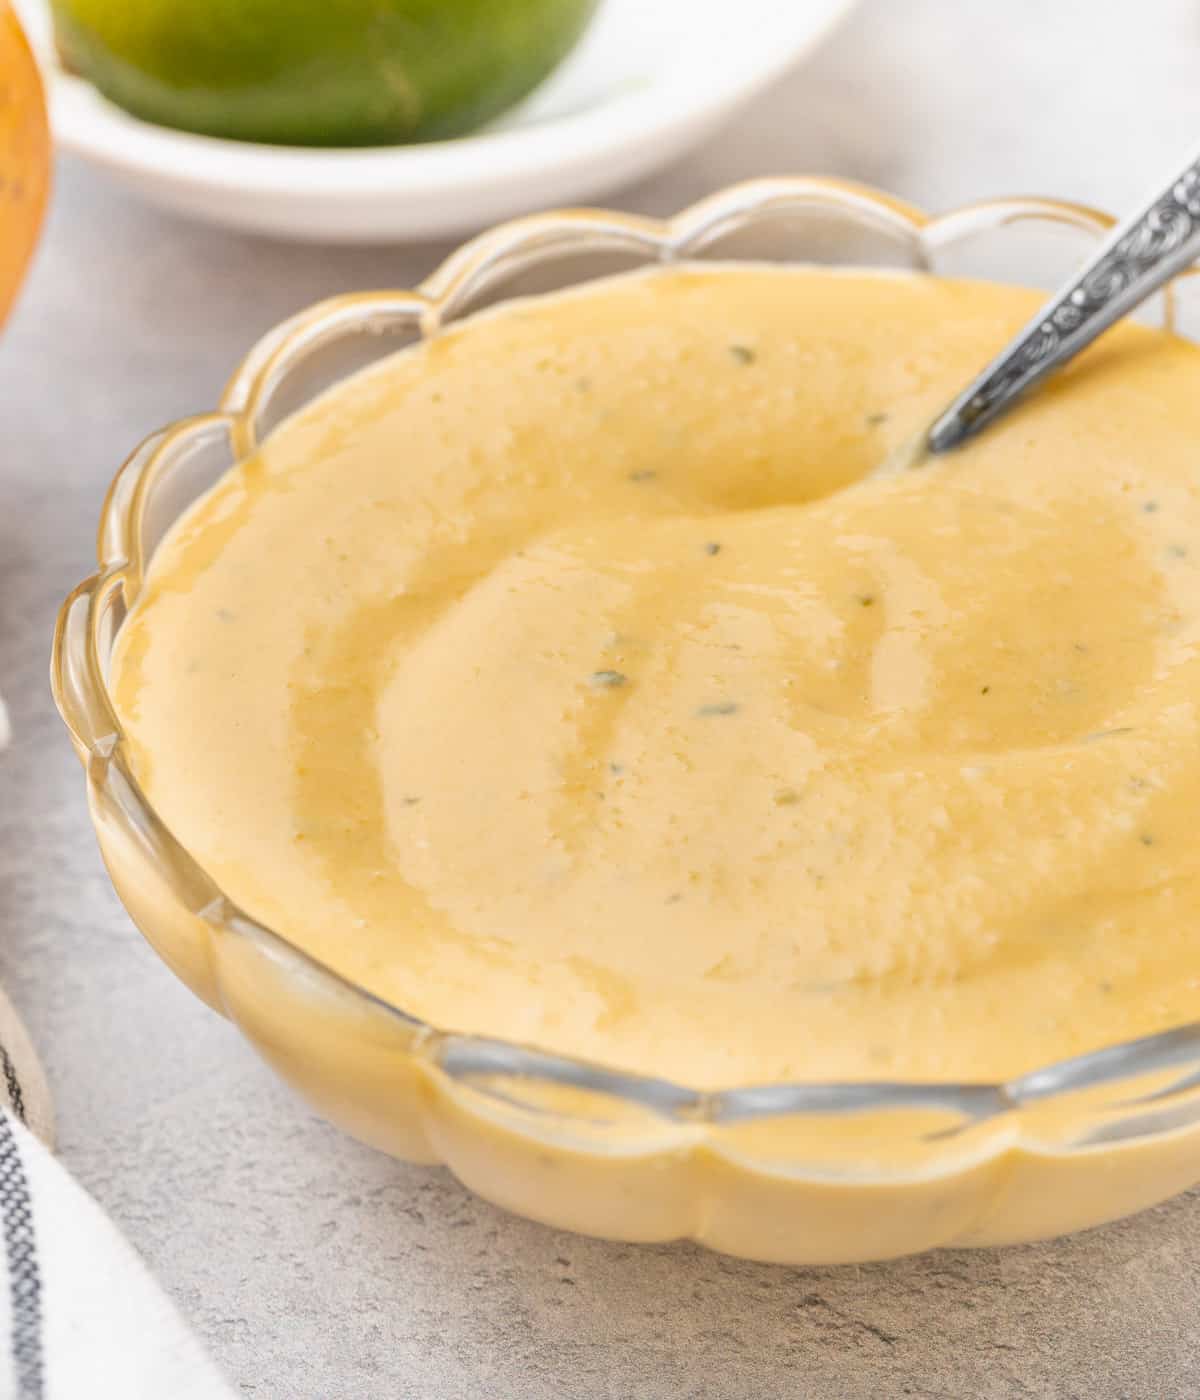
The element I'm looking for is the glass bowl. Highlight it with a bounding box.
[52,177,1200,1265]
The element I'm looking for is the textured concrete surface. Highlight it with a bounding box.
[4,1,1200,1395]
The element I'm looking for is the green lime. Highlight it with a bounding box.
[51,0,598,147]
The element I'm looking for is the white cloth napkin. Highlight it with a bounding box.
[0,1111,236,1400]
[0,710,234,1399]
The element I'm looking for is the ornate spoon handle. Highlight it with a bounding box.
[927,150,1200,454]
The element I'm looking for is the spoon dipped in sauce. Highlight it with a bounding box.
[884,144,1200,472]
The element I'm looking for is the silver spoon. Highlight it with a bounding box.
[922,146,1200,457]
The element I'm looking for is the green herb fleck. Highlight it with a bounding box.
[1140,832,1156,847]
[1142,500,1160,514]
[575,376,592,393]
[704,541,722,556]
[628,469,658,483]
[855,593,875,608]
[773,787,800,806]
[1169,543,1189,559]
[865,411,889,426]
[590,669,628,689]
[666,892,684,905]
[609,761,625,775]
[402,795,422,806]
[728,344,756,366]
[980,685,991,695]
[697,701,739,717]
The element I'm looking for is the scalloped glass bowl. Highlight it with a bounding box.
[53,178,1200,1264]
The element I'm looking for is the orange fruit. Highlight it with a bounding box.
[0,1,49,329]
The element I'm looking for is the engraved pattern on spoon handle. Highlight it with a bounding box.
[927,152,1200,453]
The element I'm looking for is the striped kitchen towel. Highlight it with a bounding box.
[0,989,235,1400]
[0,696,234,1399]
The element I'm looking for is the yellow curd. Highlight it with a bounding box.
[110,264,1200,1095]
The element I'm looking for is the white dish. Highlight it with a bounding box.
[14,0,853,243]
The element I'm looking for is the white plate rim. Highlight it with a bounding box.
[14,0,856,235]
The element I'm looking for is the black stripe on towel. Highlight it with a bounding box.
[0,1112,42,1399]
[0,1044,26,1125]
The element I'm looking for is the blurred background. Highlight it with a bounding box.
[3,2,1200,1397]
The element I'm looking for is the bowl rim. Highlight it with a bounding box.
[12,0,859,241]
[51,175,1200,1151]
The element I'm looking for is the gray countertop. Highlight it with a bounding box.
[4,1,1200,1395]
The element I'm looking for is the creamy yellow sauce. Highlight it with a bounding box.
[111,265,1200,1091]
